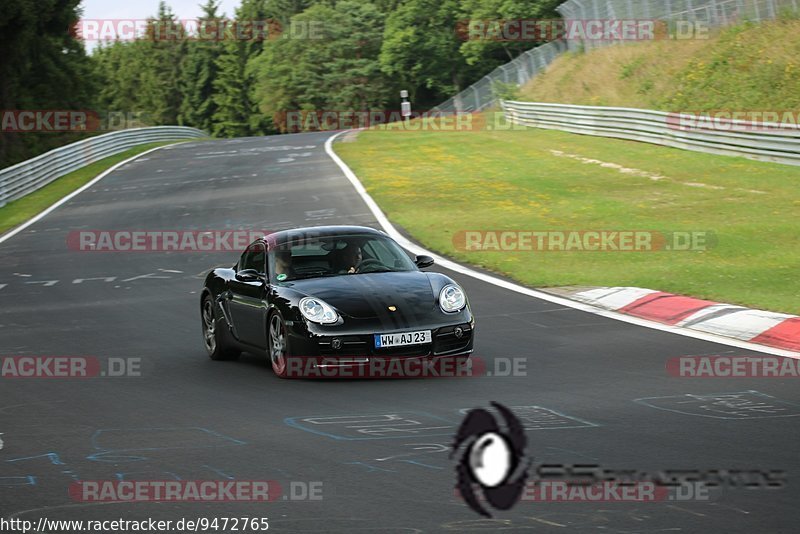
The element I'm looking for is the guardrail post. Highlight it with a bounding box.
[454,90,464,113]
[517,61,528,86]
[605,1,618,44]
[574,0,591,51]
[735,0,745,21]
[767,0,777,19]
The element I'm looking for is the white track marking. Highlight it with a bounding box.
[572,287,660,309]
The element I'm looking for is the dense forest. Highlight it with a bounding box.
[0,0,562,168]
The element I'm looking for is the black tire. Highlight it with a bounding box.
[268,312,293,378]
[201,295,240,361]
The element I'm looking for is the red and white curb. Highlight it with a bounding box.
[571,287,800,353]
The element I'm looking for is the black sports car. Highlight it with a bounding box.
[201,226,475,378]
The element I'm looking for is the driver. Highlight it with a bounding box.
[338,243,362,274]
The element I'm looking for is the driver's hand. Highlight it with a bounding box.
[347,266,356,274]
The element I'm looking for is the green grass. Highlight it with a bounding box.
[0,141,190,236]
[520,18,800,112]
[335,126,800,315]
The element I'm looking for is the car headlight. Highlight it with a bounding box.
[439,284,467,313]
[299,297,339,324]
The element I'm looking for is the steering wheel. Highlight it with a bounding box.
[354,258,384,273]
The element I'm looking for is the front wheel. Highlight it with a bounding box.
[268,313,292,378]
[202,295,240,361]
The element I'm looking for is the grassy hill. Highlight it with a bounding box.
[335,16,800,314]
[519,17,800,112]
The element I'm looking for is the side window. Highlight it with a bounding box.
[269,247,294,281]
[240,242,266,274]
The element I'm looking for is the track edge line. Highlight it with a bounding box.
[0,143,178,246]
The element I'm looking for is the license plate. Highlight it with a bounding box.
[375,330,432,348]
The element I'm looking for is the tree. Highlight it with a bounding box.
[213,0,273,136]
[379,0,475,109]
[458,0,564,66]
[0,0,97,168]
[251,1,393,131]
[138,1,186,125]
[178,0,223,131]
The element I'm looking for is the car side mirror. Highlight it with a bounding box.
[236,269,264,282]
[415,255,435,269]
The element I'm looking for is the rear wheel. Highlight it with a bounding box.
[202,295,240,361]
[268,313,292,378]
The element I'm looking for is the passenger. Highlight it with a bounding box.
[274,248,294,280]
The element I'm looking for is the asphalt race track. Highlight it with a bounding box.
[1,132,798,532]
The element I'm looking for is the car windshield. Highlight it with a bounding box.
[270,233,417,282]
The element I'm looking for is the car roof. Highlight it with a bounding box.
[260,226,387,248]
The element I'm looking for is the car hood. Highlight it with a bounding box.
[287,271,437,320]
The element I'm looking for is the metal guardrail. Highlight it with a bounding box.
[501,101,800,166]
[0,126,207,207]
[433,0,798,112]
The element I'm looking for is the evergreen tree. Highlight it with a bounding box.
[0,0,97,167]
[178,0,223,131]
[213,0,272,136]
[138,1,186,125]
